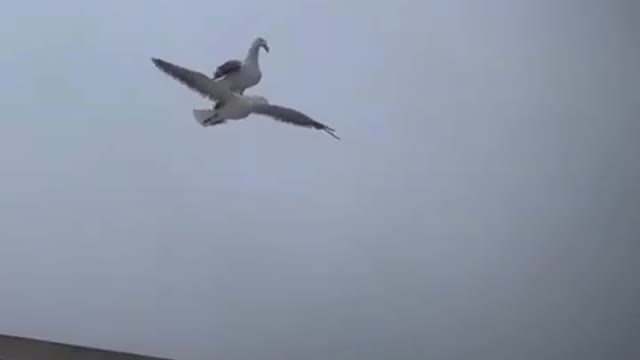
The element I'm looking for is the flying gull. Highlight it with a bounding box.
[151,57,340,140]
[212,37,269,95]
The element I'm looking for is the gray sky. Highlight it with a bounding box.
[1,0,639,359]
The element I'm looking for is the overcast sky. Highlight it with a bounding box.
[0,1,638,359]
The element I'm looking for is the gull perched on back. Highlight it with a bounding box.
[212,37,269,95]
[151,57,340,140]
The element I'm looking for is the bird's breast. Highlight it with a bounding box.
[244,68,261,84]
[219,98,253,120]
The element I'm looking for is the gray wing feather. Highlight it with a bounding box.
[251,104,340,140]
[151,58,230,101]
[214,60,243,79]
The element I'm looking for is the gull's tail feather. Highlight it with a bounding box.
[192,108,226,127]
[193,109,215,126]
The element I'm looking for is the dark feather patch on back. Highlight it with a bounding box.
[213,60,242,79]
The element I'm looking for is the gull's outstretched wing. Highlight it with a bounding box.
[151,58,231,102]
[213,60,242,79]
[251,103,340,140]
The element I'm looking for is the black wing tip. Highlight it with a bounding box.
[151,57,184,78]
[151,57,169,70]
[314,122,340,140]
[323,127,340,140]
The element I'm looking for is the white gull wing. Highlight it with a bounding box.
[250,103,340,140]
[151,58,232,102]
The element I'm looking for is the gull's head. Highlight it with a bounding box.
[254,37,270,53]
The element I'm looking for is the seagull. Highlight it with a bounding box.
[151,57,340,140]
[212,37,269,95]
